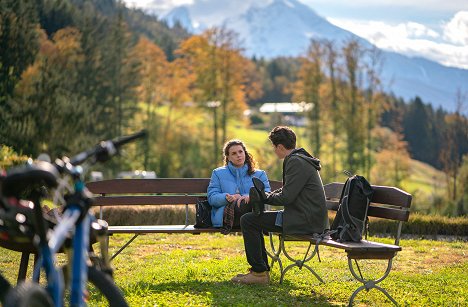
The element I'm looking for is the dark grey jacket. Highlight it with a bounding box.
[267,148,329,235]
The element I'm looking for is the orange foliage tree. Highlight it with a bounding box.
[293,39,326,157]
[13,27,92,157]
[177,27,259,166]
[371,127,410,187]
[131,37,169,168]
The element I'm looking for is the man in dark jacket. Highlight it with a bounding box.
[231,126,329,285]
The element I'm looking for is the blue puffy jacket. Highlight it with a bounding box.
[207,162,271,227]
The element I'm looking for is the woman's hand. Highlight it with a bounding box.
[226,193,241,203]
[236,195,250,207]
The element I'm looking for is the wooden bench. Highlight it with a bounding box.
[267,182,412,306]
[86,178,411,306]
[86,178,283,260]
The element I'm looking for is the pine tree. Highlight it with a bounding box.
[0,0,39,145]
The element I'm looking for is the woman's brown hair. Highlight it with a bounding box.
[223,139,257,175]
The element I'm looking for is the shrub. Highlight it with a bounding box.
[0,145,29,170]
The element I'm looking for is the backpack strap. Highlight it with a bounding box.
[340,177,357,227]
[312,229,336,262]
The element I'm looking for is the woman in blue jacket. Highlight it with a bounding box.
[208,139,271,228]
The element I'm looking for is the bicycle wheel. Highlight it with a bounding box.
[87,265,128,307]
[3,281,53,307]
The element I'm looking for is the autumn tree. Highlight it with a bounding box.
[340,39,366,173]
[217,29,250,143]
[363,46,384,179]
[131,37,168,168]
[371,127,410,188]
[293,39,325,156]
[12,27,91,157]
[177,31,220,164]
[323,40,340,179]
[177,27,253,166]
[158,58,195,176]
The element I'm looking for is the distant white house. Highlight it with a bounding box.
[259,102,313,113]
[259,102,313,126]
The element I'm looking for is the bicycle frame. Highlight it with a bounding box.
[31,172,95,307]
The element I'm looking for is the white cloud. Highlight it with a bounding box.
[328,15,468,69]
[404,22,439,39]
[303,0,468,14]
[443,11,468,45]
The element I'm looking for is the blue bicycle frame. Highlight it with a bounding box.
[32,174,94,307]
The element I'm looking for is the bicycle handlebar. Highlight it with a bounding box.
[69,130,147,166]
[112,129,148,148]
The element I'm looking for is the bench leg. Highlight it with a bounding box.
[347,258,398,306]
[110,234,140,261]
[266,233,283,275]
[17,252,30,284]
[277,235,324,284]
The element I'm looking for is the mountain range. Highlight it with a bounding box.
[161,0,468,112]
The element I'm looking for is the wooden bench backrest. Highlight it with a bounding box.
[87,179,412,222]
[324,182,412,222]
[87,178,283,206]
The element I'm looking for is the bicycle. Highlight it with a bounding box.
[0,130,147,306]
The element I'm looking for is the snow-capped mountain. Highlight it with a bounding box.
[224,0,369,58]
[161,0,467,112]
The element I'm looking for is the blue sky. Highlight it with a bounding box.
[125,0,468,69]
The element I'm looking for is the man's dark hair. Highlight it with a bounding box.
[268,126,296,150]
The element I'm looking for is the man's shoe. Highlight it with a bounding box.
[235,268,253,278]
[231,270,270,285]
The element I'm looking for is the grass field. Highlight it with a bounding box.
[1,233,466,306]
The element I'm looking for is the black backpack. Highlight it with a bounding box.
[330,173,374,242]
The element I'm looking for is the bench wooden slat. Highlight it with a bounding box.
[87,178,283,195]
[324,182,412,208]
[93,195,202,206]
[346,251,397,260]
[107,225,221,234]
[87,178,210,194]
[284,235,400,251]
[367,206,410,221]
[283,235,400,259]
[326,200,410,222]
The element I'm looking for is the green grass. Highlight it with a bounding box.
[2,234,466,306]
